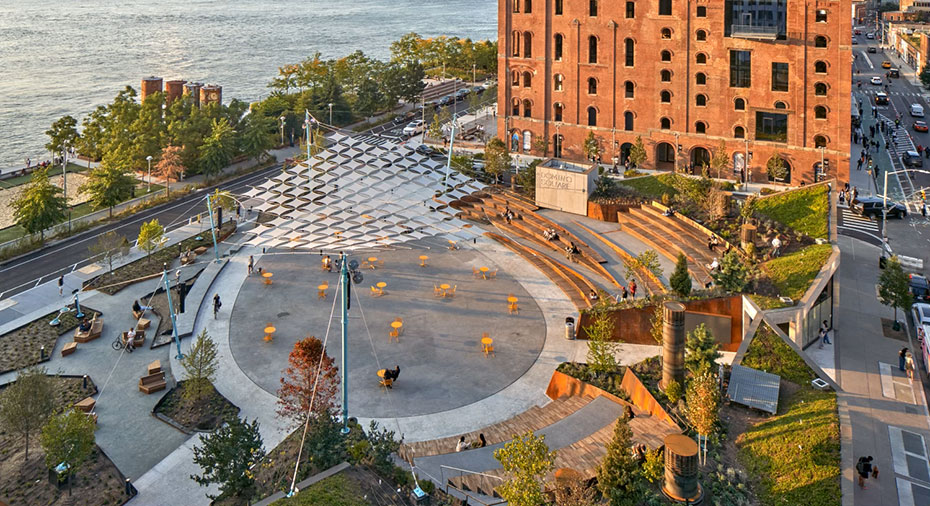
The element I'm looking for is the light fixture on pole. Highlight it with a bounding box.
[472,63,476,86]
[62,143,71,232]
[146,155,153,193]
[328,103,333,125]
[279,116,286,147]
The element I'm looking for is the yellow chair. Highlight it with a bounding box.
[318,287,326,299]
[449,285,457,298]
[389,328,399,342]
[380,377,393,389]
[484,345,495,357]
[509,302,519,315]
[434,285,443,297]
[371,286,383,297]
[488,269,498,279]
[472,266,480,278]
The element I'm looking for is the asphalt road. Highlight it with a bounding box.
[0,162,284,298]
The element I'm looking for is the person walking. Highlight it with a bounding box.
[629,280,637,298]
[899,347,909,371]
[248,255,254,275]
[905,351,915,380]
[58,275,64,296]
[213,294,222,319]
[821,320,831,345]
[856,456,873,488]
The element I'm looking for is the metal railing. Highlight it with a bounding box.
[438,465,506,506]
[730,24,780,38]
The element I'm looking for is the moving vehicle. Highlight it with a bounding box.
[855,29,862,35]
[889,68,900,78]
[915,121,928,132]
[868,47,877,53]
[437,95,454,106]
[454,88,471,101]
[871,76,883,85]
[904,150,924,168]
[471,86,485,95]
[911,103,925,117]
[851,196,907,219]
[402,119,425,136]
[867,32,875,39]
[910,274,930,302]
[882,61,892,69]
[912,302,930,370]
[875,92,889,105]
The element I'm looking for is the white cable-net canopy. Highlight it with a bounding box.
[243,134,484,251]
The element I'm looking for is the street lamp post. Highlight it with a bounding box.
[472,63,477,86]
[146,155,153,193]
[819,146,825,182]
[62,144,71,232]
[328,103,333,125]
[279,116,286,147]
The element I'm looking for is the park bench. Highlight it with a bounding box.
[74,314,103,343]
[147,360,162,375]
[194,246,208,255]
[122,330,146,348]
[132,309,145,319]
[138,372,166,394]
[61,342,77,356]
[74,397,95,413]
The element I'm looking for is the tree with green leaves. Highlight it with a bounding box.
[80,159,136,217]
[582,131,600,161]
[629,136,647,168]
[485,137,511,183]
[198,118,237,178]
[878,255,913,325]
[11,167,67,243]
[670,252,692,297]
[238,115,274,161]
[766,154,788,182]
[45,115,80,159]
[625,250,663,282]
[710,140,729,179]
[650,304,664,345]
[89,230,130,274]
[685,371,720,465]
[181,330,219,405]
[40,409,96,495]
[518,159,540,198]
[0,367,54,465]
[585,299,620,375]
[191,416,265,501]
[597,415,640,506]
[130,92,168,169]
[685,323,721,376]
[494,431,556,506]
[921,64,930,89]
[137,218,165,260]
[740,194,757,223]
[712,249,750,293]
[78,106,109,163]
[154,145,185,197]
[211,189,237,226]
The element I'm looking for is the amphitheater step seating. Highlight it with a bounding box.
[617,209,713,287]
[572,221,666,296]
[421,79,466,102]
[485,232,593,311]
[399,395,592,463]
[626,207,715,283]
[447,468,506,498]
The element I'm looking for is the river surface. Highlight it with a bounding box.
[0,0,497,170]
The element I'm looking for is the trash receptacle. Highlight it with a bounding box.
[565,317,575,340]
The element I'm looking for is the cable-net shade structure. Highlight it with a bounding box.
[240,133,485,251]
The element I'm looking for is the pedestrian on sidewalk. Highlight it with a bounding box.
[900,347,909,371]
[905,351,915,380]
[857,158,863,171]
[629,280,637,298]
[58,275,63,296]
[856,456,873,488]
[248,255,254,275]
[820,320,831,346]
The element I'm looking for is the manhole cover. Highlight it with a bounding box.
[277,312,290,318]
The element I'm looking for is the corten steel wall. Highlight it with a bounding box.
[577,295,744,351]
[498,0,852,186]
[140,76,163,102]
[165,80,186,105]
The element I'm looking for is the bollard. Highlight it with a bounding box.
[82,375,88,389]
[125,478,132,496]
[40,345,46,361]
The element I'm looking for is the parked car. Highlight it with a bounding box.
[904,150,924,168]
[851,197,907,219]
[868,46,877,53]
[871,76,883,85]
[454,88,471,101]
[882,60,892,69]
[911,103,925,117]
[875,92,889,105]
[855,29,861,35]
[471,86,485,95]
[914,121,928,132]
[913,302,930,325]
[402,119,425,136]
[437,95,454,106]
[910,274,930,302]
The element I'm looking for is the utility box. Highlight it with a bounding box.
[535,159,597,216]
[410,486,430,505]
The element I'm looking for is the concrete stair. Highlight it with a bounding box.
[617,207,714,287]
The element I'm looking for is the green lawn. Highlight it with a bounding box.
[271,474,367,506]
[755,184,829,239]
[742,324,817,385]
[617,173,684,200]
[0,162,89,189]
[761,244,833,302]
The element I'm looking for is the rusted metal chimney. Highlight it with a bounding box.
[660,301,686,389]
[662,434,703,504]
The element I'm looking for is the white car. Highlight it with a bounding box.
[913,303,930,327]
[402,120,425,136]
[871,76,883,86]
[911,103,925,117]
[866,32,875,39]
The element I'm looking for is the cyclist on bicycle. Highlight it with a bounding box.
[213,294,222,318]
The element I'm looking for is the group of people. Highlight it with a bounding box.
[838,183,858,206]
[564,241,580,262]
[455,433,488,452]
[817,320,832,349]
[614,280,637,302]
[381,365,401,388]
[542,228,559,242]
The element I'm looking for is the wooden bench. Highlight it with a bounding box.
[180,253,196,265]
[147,360,162,375]
[74,315,103,343]
[137,318,151,330]
[132,309,145,320]
[139,372,166,394]
[194,246,208,255]
[61,342,77,356]
[74,396,95,413]
[122,330,146,348]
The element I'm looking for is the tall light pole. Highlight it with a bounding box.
[146,155,153,193]
[62,143,71,232]
[819,146,825,183]
[472,63,477,86]
[328,103,333,125]
[279,116,286,147]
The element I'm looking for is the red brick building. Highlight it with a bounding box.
[498,0,851,186]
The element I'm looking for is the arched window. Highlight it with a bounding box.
[660,90,671,103]
[814,105,827,119]
[814,82,828,96]
[734,98,746,110]
[523,32,533,58]
[696,94,707,106]
[588,77,598,95]
[511,31,521,57]
[814,135,827,148]
[696,29,707,41]
[553,103,563,122]
[814,61,827,73]
[554,34,564,61]
[661,50,672,62]
[661,69,672,82]
[624,38,635,66]
[695,121,707,134]
[511,98,520,116]
[589,0,598,16]
[554,73,564,91]
[522,130,532,152]
[587,106,597,126]
[588,36,598,63]
[696,53,707,64]
[695,72,706,85]
[555,0,563,15]
[511,71,519,86]
[523,99,533,117]
[660,117,671,129]
[624,111,634,131]
[625,81,635,98]
[734,126,745,138]
[661,28,672,39]
[815,35,827,48]
[774,101,787,109]
[816,9,827,22]
[523,71,532,87]
[524,0,532,14]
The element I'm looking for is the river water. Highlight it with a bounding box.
[0,0,497,169]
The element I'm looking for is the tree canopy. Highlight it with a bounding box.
[11,167,67,241]
[276,336,339,428]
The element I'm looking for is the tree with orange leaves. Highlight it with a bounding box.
[276,336,339,428]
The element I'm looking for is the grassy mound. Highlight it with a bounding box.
[741,324,817,385]
[760,244,833,302]
[755,184,829,239]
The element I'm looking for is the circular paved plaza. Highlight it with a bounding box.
[229,242,547,418]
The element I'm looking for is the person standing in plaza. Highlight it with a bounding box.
[856,456,873,488]
[629,280,637,299]
[905,351,915,380]
[58,275,64,296]
[900,347,909,371]
[248,255,254,275]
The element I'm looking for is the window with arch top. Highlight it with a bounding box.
[661,28,672,39]
[554,73,564,91]
[523,32,532,57]
[696,94,707,107]
[696,29,707,41]
[588,36,598,63]
[696,53,707,64]
[660,117,671,129]
[553,103,563,122]
[774,101,787,110]
[814,61,827,73]
[695,72,706,85]
[734,126,745,138]
[522,99,532,117]
[661,69,672,82]
[814,105,827,119]
[624,111,634,131]
[587,77,597,95]
[523,71,532,88]
[815,82,828,96]
[661,90,671,103]
[587,106,597,126]
[624,81,634,98]
[814,135,827,148]
[695,121,707,134]
[511,71,519,87]
[734,98,746,110]
[661,50,672,62]
[815,35,827,48]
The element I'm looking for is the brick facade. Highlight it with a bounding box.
[498,0,851,186]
